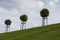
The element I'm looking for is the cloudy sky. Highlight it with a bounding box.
[0,0,60,33]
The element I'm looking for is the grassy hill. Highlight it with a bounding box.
[0,23,60,40]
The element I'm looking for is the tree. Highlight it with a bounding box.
[40,8,49,26]
[20,14,28,30]
[5,19,12,32]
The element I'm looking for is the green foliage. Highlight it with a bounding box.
[20,14,28,22]
[5,19,11,25]
[40,8,49,17]
[0,23,60,40]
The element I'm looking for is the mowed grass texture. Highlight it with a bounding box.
[0,23,60,40]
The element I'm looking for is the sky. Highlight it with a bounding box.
[0,0,60,33]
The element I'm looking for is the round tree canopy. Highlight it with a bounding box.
[20,14,28,22]
[5,19,11,25]
[40,8,49,17]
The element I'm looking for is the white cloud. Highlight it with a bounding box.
[52,0,59,3]
[38,1,44,8]
[48,1,55,7]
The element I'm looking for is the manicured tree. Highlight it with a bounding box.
[20,14,28,30]
[5,19,12,32]
[40,8,49,26]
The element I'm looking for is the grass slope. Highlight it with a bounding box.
[0,23,60,40]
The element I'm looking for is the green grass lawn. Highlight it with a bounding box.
[0,23,60,40]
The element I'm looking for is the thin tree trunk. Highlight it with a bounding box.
[8,25,10,32]
[25,22,26,29]
[21,22,23,30]
[21,22,26,30]
[20,22,22,30]
[6,25,8,32]
[21,22,24,30]
[42,17,45,26]
[46,18,48,25]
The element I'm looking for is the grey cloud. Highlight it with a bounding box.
[0,0,19,10]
